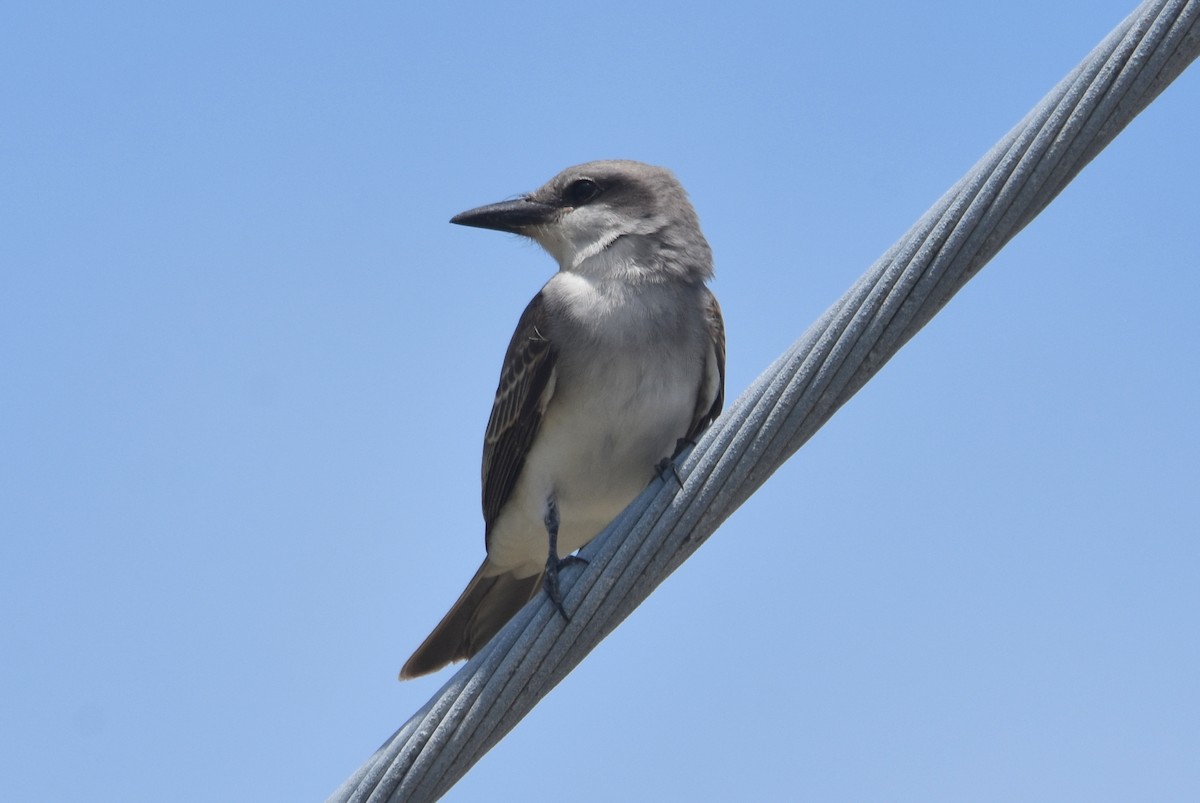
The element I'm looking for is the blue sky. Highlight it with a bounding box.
[3,2,1198,800]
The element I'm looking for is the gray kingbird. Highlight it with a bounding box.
[400,160,725,678]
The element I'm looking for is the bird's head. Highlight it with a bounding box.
[450,160,712,283]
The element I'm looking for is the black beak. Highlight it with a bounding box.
[449,197,557,233]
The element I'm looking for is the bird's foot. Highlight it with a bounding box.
[655,455,685,489]
[671,436,696,458]
[543,553,588,622]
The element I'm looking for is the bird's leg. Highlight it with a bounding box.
[542,494,586,622]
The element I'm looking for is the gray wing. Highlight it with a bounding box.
[481,292,558,541]
[686,289,725,441]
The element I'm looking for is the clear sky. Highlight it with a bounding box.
[3,2,1198,800]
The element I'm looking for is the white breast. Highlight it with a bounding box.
[482,271,707,576]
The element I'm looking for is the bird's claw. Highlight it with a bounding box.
[543,554,588,622]
[655,456,684,489]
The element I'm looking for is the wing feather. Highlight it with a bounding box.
[686,289,726,441]
[481,292,558,539]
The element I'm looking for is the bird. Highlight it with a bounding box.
[400,160,725,679]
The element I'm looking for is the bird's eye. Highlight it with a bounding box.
[563,178,601,207]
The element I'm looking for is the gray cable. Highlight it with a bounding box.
[328,2,1200,799]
